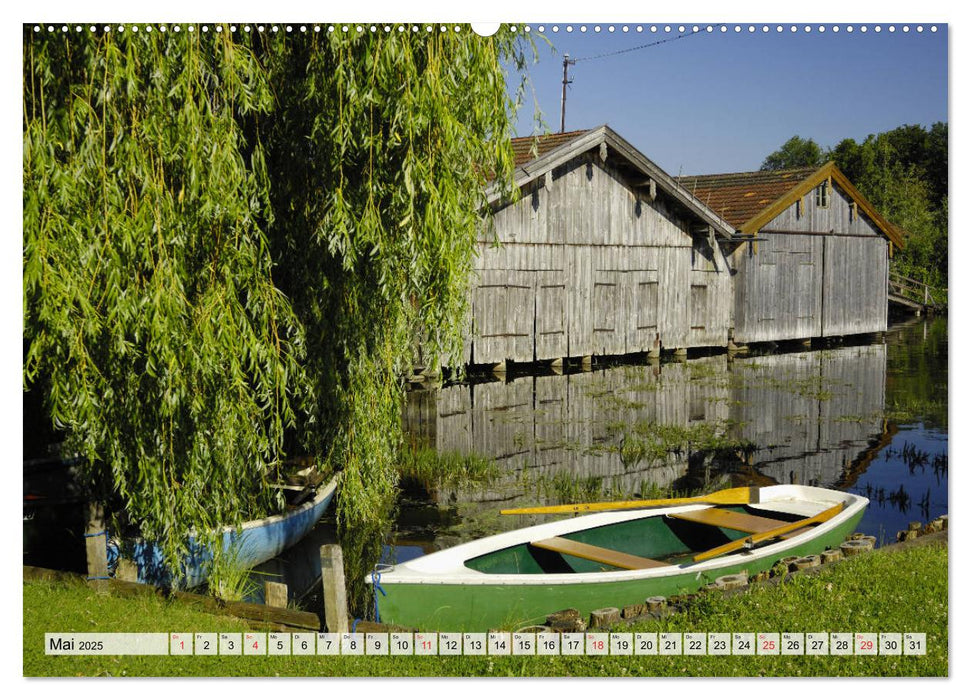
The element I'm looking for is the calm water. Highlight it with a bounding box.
[261,317,947,604]
[390,316,948,556]
[23,317,948,605]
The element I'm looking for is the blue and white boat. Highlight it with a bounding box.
[108,473,339,589]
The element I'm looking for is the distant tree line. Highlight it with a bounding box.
[761,124,948,289]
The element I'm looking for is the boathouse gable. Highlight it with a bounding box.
[681,163,900,345]
[471,126,734,365]
[759,183,884,238]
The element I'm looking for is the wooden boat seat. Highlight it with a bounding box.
[530,537,668,570]
[668,508,789,534]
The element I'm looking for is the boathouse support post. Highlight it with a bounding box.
[85,502,109,590]
[319,545,349,634]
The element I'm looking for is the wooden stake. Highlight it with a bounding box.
[85,502,108,590]
[265,581,289,609]
[319,545,349,634]
[590,607,620,628]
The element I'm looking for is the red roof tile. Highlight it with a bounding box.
[678,167,819,229]
[510,130,592,167]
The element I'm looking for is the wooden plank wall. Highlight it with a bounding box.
[472,154,731,365]
[731,234,824,343]
[730,184,889,344]
[769,182,886,238]
[688,237,733,348]
[821,236,889,336]
[404,343,887,508]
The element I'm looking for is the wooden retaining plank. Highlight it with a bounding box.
[530,537,667,570]
[23,565,321,631]
[668,508,789,534]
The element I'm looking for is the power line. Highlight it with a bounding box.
[559,26,719,132]
[573,26,719,63]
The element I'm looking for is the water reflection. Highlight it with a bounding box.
[397,319,947,552]
[23,319,948,607]
[405,345,885,501]
[231,319,950,602]
[727,344,888,487]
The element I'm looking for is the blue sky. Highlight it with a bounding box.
[506,24,948,175]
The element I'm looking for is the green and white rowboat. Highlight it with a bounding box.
[367,485,867,631]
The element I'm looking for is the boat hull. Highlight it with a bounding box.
[371,486,866,631]
[108,476,338,589]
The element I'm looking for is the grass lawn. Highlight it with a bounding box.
[23,537,947,677]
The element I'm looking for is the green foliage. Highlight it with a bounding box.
[24,26,531,613]
[763,124,948,288]
[532,472,606,504]
[205,547,261,603]
[253,29,529,613]
[828,124,948,289]
[760,135,825,171]
[598,420,754,471]
[23,28,304,569]
[398,445,499,490]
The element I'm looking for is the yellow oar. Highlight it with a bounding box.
[691,502,845,562]
[499,486,760,516]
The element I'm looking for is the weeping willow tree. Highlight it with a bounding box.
[23,24,529,612]
[254,28,527,610]
[23,27,306,570]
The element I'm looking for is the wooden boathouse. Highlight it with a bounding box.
[469,125,737,367]
[405,342,888,512]
[679,163,905,345]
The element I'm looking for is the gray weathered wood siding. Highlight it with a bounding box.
[472,153,731,364]
[762,183,885,237]
[402,343,887,511]
[689,236,733,347]
[820,236,889,336]
[730,234,824,343]
[729,184,890,344]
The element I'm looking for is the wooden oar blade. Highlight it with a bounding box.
[499,486,759,516]
[691,501,845,563]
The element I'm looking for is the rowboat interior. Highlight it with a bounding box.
[465,505,817,575]
[270,464,330,508]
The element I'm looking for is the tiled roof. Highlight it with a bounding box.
[510,130,592,167]
[677,167,820,229]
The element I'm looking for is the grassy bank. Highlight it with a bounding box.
[24,538,946,677]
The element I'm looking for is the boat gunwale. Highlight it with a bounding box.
[227,473,339,534]
[109,473,340,549]
[371,485,868,587]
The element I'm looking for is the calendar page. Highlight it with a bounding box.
[20,0,950,685]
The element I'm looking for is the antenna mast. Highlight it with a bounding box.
[559,54,576,133]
